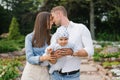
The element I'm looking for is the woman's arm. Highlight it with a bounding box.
[25,34,55,65]
[25,34,41,65]
[43,46,57,64]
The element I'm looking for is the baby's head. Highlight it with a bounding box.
[55,27,69,46]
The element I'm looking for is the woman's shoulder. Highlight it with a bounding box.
[25,32,33,40]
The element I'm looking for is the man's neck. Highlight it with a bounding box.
[61,17,70,27]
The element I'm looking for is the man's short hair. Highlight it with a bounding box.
[51,6,67,17]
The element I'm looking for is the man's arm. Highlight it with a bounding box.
[74,25,94,57]
[73,49,88,57]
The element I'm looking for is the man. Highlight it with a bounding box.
[50,6,94,80]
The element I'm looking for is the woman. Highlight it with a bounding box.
[21,12,55,80]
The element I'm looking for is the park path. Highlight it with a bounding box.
[80,57,111,80]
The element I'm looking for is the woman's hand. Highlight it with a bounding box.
[49,54,57,64]
[40,54,56,61]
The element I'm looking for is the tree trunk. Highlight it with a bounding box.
[90,0,95,40]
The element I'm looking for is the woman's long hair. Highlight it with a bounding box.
[32,12,51,47]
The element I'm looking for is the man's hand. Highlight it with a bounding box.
[73,51,79,56]
[73,49,88,57]
[61,48,73,56]
[53,48,73,59]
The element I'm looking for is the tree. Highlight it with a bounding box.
[0,5,12,35]
[0,0,44,35]
[94,0,120,41]
[10,0,44,35]
[90,0,95,40]
[8,17,20,40]
[106,0,120,18]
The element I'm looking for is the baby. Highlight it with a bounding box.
[46,26,78,74]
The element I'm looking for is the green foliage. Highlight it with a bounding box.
[0,58,22,80]
[96,32,120,41]
[93,53,101,61]
[8,17,21,40]
[0,5,12,35]
[93,52,120,61]
[0,37,25,53]
[11,0,44,35]
[99,53,120,58]
[51,26,57,34]
[102,61,120,67]
[94,48,103,53]
[15,56,26,62]
[102,61,111,67]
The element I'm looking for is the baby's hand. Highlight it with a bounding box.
[47,48,53,54]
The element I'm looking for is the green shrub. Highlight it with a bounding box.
[8,17,21,40]
[0,38,24,53]
[102,61,120,67]
[93,52,120,61]
[102,61,111,67]
[96,32,120,41]
[0,58,22,80]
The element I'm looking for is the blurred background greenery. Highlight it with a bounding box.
[0,0,120,52]
[0,0,120,40]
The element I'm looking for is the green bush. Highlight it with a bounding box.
[96,32,120,41]
[0,38,24,53]
[93,52,120,61]
[102,61,120,67]
[8,17,21,40]
[0,58,22,80]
